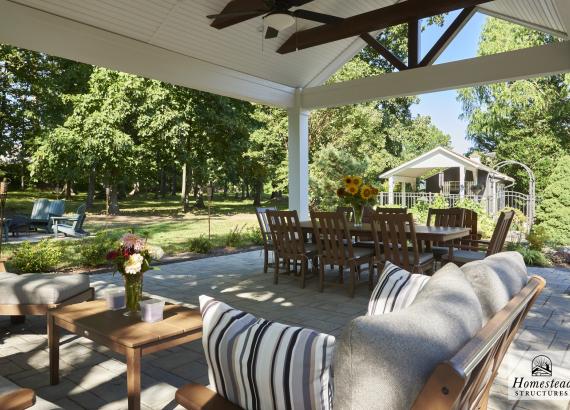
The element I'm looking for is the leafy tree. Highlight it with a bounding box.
[458,19,570,193]
[309,146,368,210]
[535,157,570,245]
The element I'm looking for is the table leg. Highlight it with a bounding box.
[48,313,59,385]
[126,347,142,410]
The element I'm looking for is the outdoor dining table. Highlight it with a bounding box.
[298,221,471,245]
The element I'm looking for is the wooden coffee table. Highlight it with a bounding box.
[48,300,203,410]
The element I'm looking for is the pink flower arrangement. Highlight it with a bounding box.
[106,233,163,276]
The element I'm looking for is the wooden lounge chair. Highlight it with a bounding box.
[255,207,276,274]
[52,204,89,238]
[29,199,65,233]
[371,212,434,275]
[442,210,515,266]
[266,210,316,288]
[311,210,374,297]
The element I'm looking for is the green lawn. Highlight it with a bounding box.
[2,190,287,272]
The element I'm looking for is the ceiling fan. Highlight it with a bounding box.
[208,0,337,40]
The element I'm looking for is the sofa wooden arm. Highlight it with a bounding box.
[176,384,241,410]
[0,388,36,410]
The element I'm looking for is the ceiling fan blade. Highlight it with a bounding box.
[293,9,342,25]
[210,0,272,29]
[283,0,314,7]
[207,10,267,19]
[265,26,279,39]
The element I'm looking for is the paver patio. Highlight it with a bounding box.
[1,250,569,409]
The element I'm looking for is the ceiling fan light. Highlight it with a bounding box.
[263,12,295,31]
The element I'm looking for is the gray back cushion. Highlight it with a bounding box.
[333,263,483,410]
[461,251,528,322]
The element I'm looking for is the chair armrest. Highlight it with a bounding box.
[0,388,36,410]
[176,384,241,410]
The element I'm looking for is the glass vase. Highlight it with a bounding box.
[354,205,363,226]
[123,273,143,316]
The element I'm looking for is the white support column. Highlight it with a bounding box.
[459,165,465,199]
[288,91,310,220]
[401,182,406,208]
[388,177,395,205]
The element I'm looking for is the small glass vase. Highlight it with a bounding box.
[123,273,143,316]
[354,205,363,226]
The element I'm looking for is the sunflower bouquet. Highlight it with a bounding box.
[336,175,379,224]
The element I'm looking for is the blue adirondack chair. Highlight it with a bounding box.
[52,204,89,238]
[29,199,65,233]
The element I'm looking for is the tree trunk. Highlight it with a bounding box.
[106,184,120,215]
[128,182,139,196]
[246,184,250,199]
[65,180,72,200]
[170,175,176,196]
[223,182,228,198]
[253,180,263,206]
[159,167,167,198]
[195,188,205,209]
[86,169,95,210]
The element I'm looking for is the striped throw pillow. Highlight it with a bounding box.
[200,295,335,410]
[367,262,430,315]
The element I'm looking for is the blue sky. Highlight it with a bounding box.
[410,12,488,154]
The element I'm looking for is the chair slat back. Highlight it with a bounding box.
[266,210,305,260]
[376,207,408,215]
[336,206,355,223]
[256,207,276,246]
[427,208,465,247]
[487,210,515,256]
[48,200,65,218]
[362,206,375,224]
[457,208,479,250]
[311,210,353,265]
[374,213,419,272]
[31,199,50,221]
[73,204,87,230]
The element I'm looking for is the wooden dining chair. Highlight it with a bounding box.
[310,210,374,297]
[255,207,276,273]
[376,206,408,214]
[266,210,317,288]
[370,212,434,275]
[456,208,481,251]
[442,210,515,266]
[426,207,465,261]
[336,206,355,223]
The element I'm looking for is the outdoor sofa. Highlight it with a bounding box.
[175,251,544,410]
[0,270,93,324]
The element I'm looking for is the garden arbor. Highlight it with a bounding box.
[0,0,569,220]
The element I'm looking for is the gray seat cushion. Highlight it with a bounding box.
[333,263,483,410]
[442,249,486,264]
[0,273,90,305]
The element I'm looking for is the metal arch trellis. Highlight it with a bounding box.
[487,160,536,231]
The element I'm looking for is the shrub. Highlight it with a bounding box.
[188,235,212,254]
[10,240,63,273]
[79,231,119,267]
[527,225,549,251]
[506,243,550,267]
[225,225,246,247]
[455,198,495,239]
[535,156,570,246]
[244,226,264,246]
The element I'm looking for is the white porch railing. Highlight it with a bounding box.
[378,191,534,226]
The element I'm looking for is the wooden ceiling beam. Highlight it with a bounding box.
[277,0,493,54]
[420,7,476,66]
[407,19,421,68]
[361,34,408,71]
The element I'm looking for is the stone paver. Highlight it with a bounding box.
[1,251,568,409]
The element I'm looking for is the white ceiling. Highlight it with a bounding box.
[6,0,568,89]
